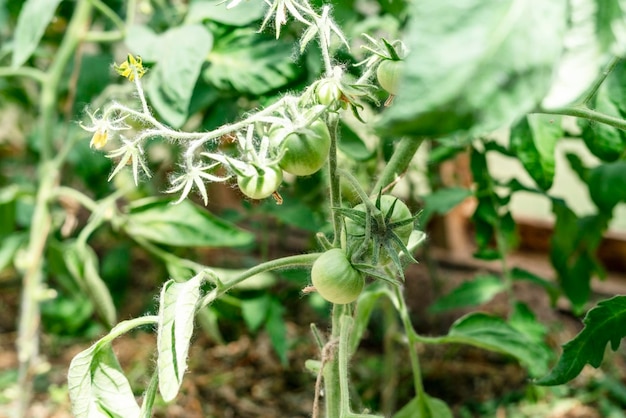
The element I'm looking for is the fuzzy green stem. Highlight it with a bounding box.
[199,253,321,308]
[323,304,343,418]
[327,113,343,246]
[0,66,46,83]
[538,106,626,131]
[140,369,159,418]
[582,56,621,105]
[372,137,425,195]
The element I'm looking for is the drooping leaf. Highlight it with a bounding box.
[68,343,141,418]
[434,312,551,376]
[64,243,117,328]
[550,199,608,312]
[157,274,204,402]
[587,161,626,211]
[510,114,562,191]
[185,0,266,26]
[420,187,472,225]
[241,294,271,333]
[393,394,453,418]
[378,0,568,137]
[145,25,214,128]
[203,28,301,95]
[124,198,254,248]
[265,297,288,365]
[537,296,626,386]
[429,275,506,314]
[11,0,63,67]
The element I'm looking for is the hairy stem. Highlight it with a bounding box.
[372,137,425,195]
[538,106,626,131]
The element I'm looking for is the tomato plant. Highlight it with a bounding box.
[376,59,404,96]
[237,165,283,199]
[311,248,364,304]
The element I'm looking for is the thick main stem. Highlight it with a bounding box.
[15,2,93,417]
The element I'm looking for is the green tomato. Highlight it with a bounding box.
[315,78,342,106]
[376,59,404,96]
[270,120,331,176]
[311,248,364,304]
[345,195,414,265]
[237,165,283,199]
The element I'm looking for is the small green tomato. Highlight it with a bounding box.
[311,248,364,304]
[376,59,405,96]
[270,120,331,176]
[237,165,283,199]
[314,78,342,106]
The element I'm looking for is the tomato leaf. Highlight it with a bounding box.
[537,296,626,386]
[420,187,472,225]
[144,25,213,128]
[11,0,63,68]
[265,297,288,366]
[203,28,301,95]
[157,274,204,402]
[393,394,453,418]
[379,0,567,137]
[124,197,254,248]
[241,294,271,333]
[429,275,507,314]
[440,312,551,376]
[587,161,626,211]
[510,114,561,191]
[185,0,266,26]
[68,343,141,418]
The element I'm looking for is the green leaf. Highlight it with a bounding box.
[437,312,550,376]
[0,232,26,272]
[378,0,567,137]
[349,286,389,355]
[420,187,472,225]
[11,0,63,67]
[587,161,626,211]
[64,243,117,328]
[510,267,559,305]
[185,0,266,26]
[537,296,626,386]
[124,197,254,248]
[241,295,270,333]
[203,28,301,95]
[393,394,453,418]
[509,302,549,344]
[125,25,161,62]
[157,274,204,402]
[265,297,288,365]
[580,67,626,162]
[429,275,506,314]
[338,121,375,161]
[510,114,561,191]
[68,343,141,418]
[144,24,213,128]
[550,200,608,312]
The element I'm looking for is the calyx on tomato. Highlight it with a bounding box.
[311,248,364,304]
[269,119,331,177]
[342,194,417,272]
[237,165,283,200]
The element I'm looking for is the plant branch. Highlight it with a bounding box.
[327,113,343,246]
[372,137,425,195]
[581,56,621,105]
[0,66,46,83]
[537,106,626,131]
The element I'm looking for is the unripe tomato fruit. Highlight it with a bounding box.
[237,165,283,199]
[270,120,331,176]
[376,59,405,96]
[311,248,364,304]
[315,79,342,106]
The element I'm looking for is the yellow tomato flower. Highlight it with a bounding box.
[90,129,108,149]
[114,54,146,81]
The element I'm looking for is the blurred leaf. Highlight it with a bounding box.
[350,286,388,355]
[338,121,375,161]
[510,114,562,191]
[185,0,266,26]
[439,312,551,376]
[0,232,26,272]
[158,274,204,402]
[146,25,214,128]
[64,243,117,328]
[420,187,472,225]
[379,0,567,137]
[509,302,549,343]
[429,275,506,314]
[125,25,160,62]
[265,297,288,365]
[124,198,254,248]
[68,343,141,418]
[203,28,301,95]
[537,296,626,386]
[580,75,626,162]
[41,296,94,336]
[510,267,559,305]
[393,394,453,418]
[241,294,270,332]
[587,161,626,211]
[550,199,608,312]
[73,53,115,113]
[11,0,62,67]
